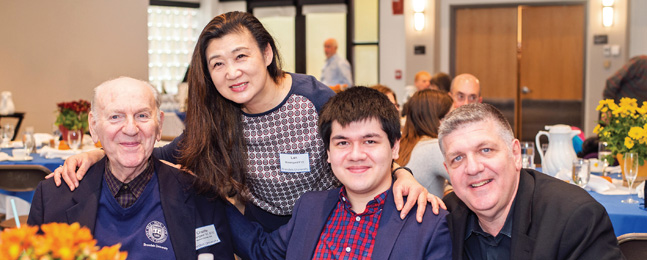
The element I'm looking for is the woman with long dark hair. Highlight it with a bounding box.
[52,11,436,231]
[397,89,453,197]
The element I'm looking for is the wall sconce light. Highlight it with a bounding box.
[602,0,614,27]
[413,0,425,31]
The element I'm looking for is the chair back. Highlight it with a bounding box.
[618,233,647,260]
[0,164,51,192]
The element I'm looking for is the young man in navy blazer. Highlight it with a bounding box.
[227,87,452,259]
[28,77,234,259]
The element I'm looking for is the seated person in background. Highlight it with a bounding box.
[439,103,623,260]
[405,70,433,102]
[431,72,452,92]
[449,73,482,109]
[604,55,647,103]
[227,86,452,259]
[397,89,453,197]
[371,84,400,111]
[28,77,234,259]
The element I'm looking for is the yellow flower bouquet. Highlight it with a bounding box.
[594,98,647,165]
[0,222,127,260]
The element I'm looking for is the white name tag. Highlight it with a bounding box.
[280,153,310,173]
[195,225,220,250]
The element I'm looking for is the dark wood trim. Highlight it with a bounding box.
[353,41,379,45]
[295,4,306,73]
[149,0,199,8]
[298,0,345,4]
[346,0,354,67]
[248,0,295,10]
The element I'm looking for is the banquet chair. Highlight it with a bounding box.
[0,164,50,192]
[618,232,647,260]
[0,164,50,229]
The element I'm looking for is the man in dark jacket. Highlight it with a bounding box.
[439,103,624,260]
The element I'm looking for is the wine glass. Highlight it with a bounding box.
[67,130,82,151]
[1,124,14,148]
[598,141,612,176]
[572,158,591,189]
[622,152,639,204]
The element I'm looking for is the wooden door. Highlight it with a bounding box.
[519,5,585,141]
[454,7,518,131]
[453,4,585,141]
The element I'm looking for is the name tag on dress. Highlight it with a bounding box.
[195,225,220,250]
[280,153,311,172]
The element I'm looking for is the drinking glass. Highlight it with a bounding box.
[598,141,612,176]
[1,124,14,148]
[22,132,35,155]
[572,158,590,189]
[52,126,62,149]
[521,142,535,169]
[622,152,639,204]
[67,130,82,151]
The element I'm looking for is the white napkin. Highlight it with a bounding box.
[637,181,645,199]
[34,133,54,146]
[554,168,616,193]
[39,146,81,159]
[0,152,10,161]
[587,175,617,193]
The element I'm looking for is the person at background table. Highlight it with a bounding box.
[50,11,439,232]
[404,70,433,102]
[603,55,647,103]
[431,72,452,93]
[371,84,400,111]
[449,73,482,109]
[440,103,623,260]
[28,77,235,259]
[320,38,353,89]
[398,89,452,197]
[227,87,452,260]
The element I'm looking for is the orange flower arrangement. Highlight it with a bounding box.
[0,222,127,260]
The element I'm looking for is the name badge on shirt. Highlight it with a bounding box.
[195,225,220,250]
[280,153,311,173]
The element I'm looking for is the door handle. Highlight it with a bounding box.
[521,86,531,94]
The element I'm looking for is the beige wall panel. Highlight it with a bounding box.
[0,0,148,134]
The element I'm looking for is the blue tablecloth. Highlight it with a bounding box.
[0,149,65,203]
[589,191,647,236]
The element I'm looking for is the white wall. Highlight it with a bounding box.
[629,0,647,57]
[379,0,406,104]
[435,0,630,137]
[0,0,148,134]
[403,0,437,103]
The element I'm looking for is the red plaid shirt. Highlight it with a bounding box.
[312,187,387,260]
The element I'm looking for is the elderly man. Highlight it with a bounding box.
[28,77,234,259]
[226,87,451,259]
[320,38,353,87]
[439,103,623,259]
[449,73,482,108]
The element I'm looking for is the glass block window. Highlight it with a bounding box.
[147,5,200,94]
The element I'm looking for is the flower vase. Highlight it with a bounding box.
[617,154,647,188]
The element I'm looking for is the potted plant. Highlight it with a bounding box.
[55,100,90,141]
[594,97,647,185]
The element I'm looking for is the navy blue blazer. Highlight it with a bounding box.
[227,187,452,259]
[27,157,234,260]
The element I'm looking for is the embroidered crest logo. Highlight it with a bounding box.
[145,220,168,243]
